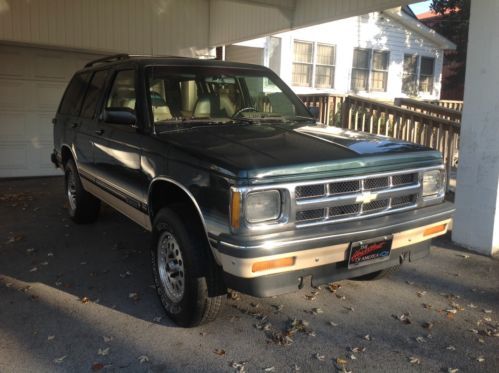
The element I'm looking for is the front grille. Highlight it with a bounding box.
[295,171,420,226]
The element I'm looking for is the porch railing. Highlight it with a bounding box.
[424,99,464,111]
[297,93,460,188]
[394,97,462,123]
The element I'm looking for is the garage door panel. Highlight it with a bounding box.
[0,44,101,177]
[0,142,28,170]
[0,112,27,140]
[35,82,65,111]
[0,49,28,78]
[0,80,27,110]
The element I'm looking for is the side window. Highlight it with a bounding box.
[106,70,136,112]
[59,73,91,115]
[80,70,109,118]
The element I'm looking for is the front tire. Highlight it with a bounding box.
[152,207,226,327]
[64,159,100,223]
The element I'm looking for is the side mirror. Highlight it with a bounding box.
[307,106,320,120]
[103,109,136,125]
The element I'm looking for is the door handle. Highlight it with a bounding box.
[95,129,105,135]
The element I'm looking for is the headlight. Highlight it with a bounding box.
[245,190,281,223]
[422,170,445,197]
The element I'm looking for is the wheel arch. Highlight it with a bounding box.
[147,177,215,260]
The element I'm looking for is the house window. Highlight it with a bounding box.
[351,48,370,91]
[292,41,336,88]
[402,54,418,95]
[292,41,313,87]
[371,51,389,91]
[351,48,389,92]
[315,44,335,88]
[419,57,435,93]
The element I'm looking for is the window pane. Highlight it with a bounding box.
[106,70,136,111]
[353,49,369,69]
[59,73,91,115]
[315,66,334,88]
[351,69,368,91]
[292,63,312,87]
[371,71,388,91]
[419,76,434,93]
[293,41,313,63]
[372,51,389,71]
[316,44,335,66]
[403,54,418,75]
[80,70,109,118]
[420,57,435,75]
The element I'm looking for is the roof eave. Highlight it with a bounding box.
[383,7,457,50]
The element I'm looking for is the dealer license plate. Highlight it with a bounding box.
[348,236,392,269]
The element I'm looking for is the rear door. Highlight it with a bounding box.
[93,69,148,208]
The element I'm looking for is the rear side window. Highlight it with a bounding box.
[80,70,109,118]
[106,70,136,112]
[59,73,91,115]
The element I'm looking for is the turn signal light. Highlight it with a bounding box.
[423,224,447,237]
[252,257,295,273]
[230,191,241,229]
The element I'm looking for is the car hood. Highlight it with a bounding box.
[158,124,442,181]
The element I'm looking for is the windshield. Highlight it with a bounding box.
[146,66,314,128]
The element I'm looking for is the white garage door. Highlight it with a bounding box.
[0,44,102,178]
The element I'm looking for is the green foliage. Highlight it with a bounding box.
[429,0,470,91]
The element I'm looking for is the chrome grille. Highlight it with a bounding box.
[295,171,420,227]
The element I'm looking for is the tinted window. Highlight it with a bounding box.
[80,70,109,118]
[59,73,91,115]
[106,70,136,112]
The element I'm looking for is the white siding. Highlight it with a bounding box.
[269,12,444,100]
[0,0,210,56]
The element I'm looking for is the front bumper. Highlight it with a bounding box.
[214,202,454,297]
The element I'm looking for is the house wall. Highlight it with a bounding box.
[225,45,264,65]
[271,12,444,100]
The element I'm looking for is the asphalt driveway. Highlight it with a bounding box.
[0,177,498,373]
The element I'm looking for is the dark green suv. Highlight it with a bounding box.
[52,54,454,327]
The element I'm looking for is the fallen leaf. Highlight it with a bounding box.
[103,336,113,343]
[363,334,373,341]
[329,321,339,327]
[29,267,38,273]
[349,354,357,360]
[350,346,366,353]
[346,306,355,312]
[294,364,300,371]
[128,292,139,301]
[91,363,104,372]
[97,347,109,356]
[53,355,67,364]
[336,357,348,365]
[409,357,420,365]
[213,349,226,356]
[200,332,207,336]
[47,335,55,341]
[423,303,433,309]
[476,356,485,363]
[446,345,456,351]
[263,367,275,372]
[314,353,325,361]
[422,322,434,330]
[272,304,284,312]
[469,329,479,334]
[305,294,316,301]
[483,309,492,314]
[406,281,415,285]
[478,338,485,344]
[417,291,427,297]
[416,336,426,343]
[446,309,458,314]
[447,368,459,373]
[6,234,24,244]
[47,252,54,257]
[456,254,470,259]
[152,316,162,323]
[336,294,346,300]
[228,291,241,301]
[311,307,323,315]
[81,296,90,304]
[137,355,149,364]
[468,303,477,309]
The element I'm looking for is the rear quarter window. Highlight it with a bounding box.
[80,70,109,118]
[59,72,91,116]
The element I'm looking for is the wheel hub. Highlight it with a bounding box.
[66,170,77,211]
[157,231,185,303]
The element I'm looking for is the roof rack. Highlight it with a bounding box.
[84,54,130,68]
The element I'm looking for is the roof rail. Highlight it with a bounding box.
[84,54,130,68]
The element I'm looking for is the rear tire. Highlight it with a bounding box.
[152,207,226,327]
[64,159,100,224]
[353,265,400,281]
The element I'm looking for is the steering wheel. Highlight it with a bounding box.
[232,106,258,118]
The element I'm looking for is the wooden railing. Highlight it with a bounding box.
[424,99,464,111]
[298,93,346,126]
[394,98,462,123]
[341,95,460,187]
